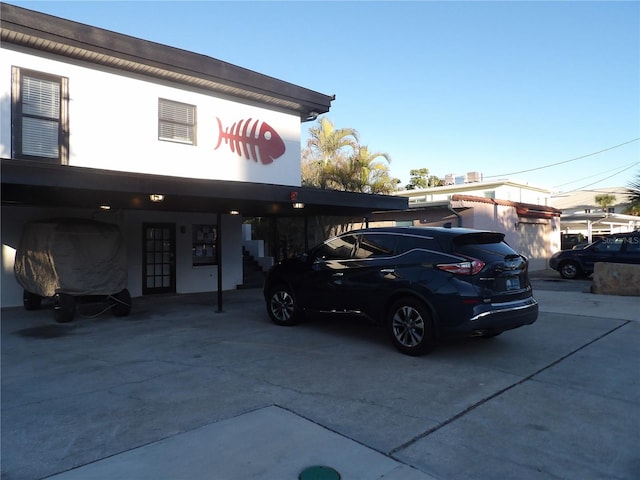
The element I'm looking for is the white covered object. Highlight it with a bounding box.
[14,219,127,297]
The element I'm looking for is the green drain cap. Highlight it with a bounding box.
[299,465,341,480]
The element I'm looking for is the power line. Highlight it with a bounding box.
[559,161,639,194]
[483,137,640,178]
[552,160,639,188]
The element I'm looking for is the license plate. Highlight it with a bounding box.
[506,276,521,290]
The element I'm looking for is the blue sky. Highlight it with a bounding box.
[9,1,640,193]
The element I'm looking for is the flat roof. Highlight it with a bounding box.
[0,3,333,121]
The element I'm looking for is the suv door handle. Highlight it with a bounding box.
[333,272,344,277]
[380,268,395,275]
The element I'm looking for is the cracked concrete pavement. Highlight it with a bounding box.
[1,273,639,479]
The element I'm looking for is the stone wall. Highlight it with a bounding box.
[591,263,640,296]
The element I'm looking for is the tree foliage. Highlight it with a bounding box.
[302,118,399,195]
[594,193,617,212]
[299,118,399,242]
[303,117,359,188]
[405,168,443,190]
[624,172,640,216]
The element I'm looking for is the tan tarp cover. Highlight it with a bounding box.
[14,219,127,297]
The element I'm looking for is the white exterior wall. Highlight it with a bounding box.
[403,183,550,207]
[1,43,297,308]
[0,45,302,186]
[493,185,548,205]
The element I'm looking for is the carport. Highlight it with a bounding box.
[1,158,408,308]
[559,211,640,241]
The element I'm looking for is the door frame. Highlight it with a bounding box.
[142,222,176,294]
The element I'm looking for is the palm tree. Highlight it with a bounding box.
[624,172,640,216]
[594,193,617,213]
[304,118,360,189]
[306,117,359,161]
[300,120,398,242]
[338,146,396,194]
[302,119,399,193]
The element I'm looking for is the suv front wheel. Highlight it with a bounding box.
[266,284,302,326]
[387,297,436,356]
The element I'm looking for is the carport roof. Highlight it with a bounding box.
[1,159,407,218]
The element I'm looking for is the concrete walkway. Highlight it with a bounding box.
[46,406,433,480]
[535,289,639,321]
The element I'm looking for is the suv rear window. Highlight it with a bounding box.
[397,234,440,254]
[453,233,518,261]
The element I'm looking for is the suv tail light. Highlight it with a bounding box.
[436,257,485,275]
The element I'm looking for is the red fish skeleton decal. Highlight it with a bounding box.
[215,117,286,164]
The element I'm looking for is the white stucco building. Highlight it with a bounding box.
[1,4,405,308]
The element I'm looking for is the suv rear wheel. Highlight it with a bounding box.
[387,297,436,356]
[267,284,302,326]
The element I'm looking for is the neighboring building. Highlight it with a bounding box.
[550,187,640,241]
[371,178,561,271]
[0,4,406,308]
[399,177,552,206]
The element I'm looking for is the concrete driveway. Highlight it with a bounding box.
[1,275,639,479]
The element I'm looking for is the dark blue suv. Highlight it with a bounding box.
[549,231,640,279]
[264,227,538,356]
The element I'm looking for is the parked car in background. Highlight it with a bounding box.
[561,233,586,250]
[571,235,606,251]
[549,231,640,279]
[264,227,538,356]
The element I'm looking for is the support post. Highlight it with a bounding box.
[216,212,223,313]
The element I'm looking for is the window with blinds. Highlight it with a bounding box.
[12,68,68,163]
[158,98,196,145]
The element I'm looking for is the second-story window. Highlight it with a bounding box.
[158,98,196,145]
[11,67,69,163]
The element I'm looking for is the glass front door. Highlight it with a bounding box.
[142,223,176,294]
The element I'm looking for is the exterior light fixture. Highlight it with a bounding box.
[229,210,240,215]
[149,194,165,202]
[99,205,111,210]
[290,191,304,208]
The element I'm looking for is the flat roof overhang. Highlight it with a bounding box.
[559,212,640,230]
[0,3,333,121]
[1,159,408,218]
